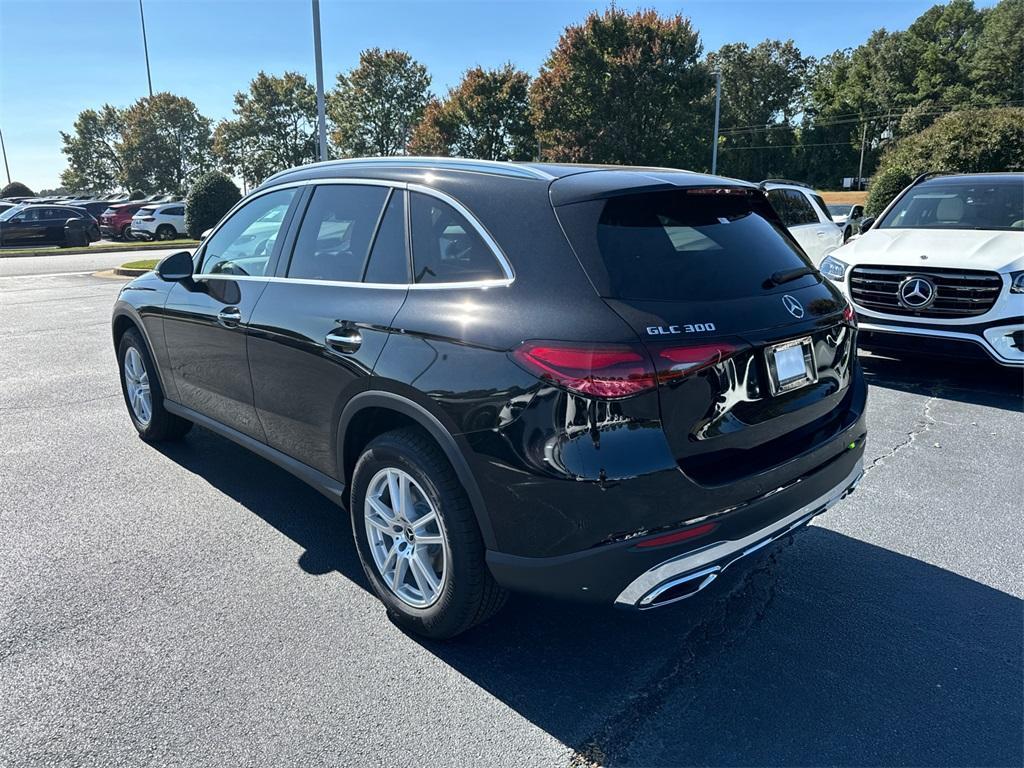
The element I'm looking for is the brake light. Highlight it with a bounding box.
[511,340,742,399]
[138,216,155,222]
[511,342,657,398]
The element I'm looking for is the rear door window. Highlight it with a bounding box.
[410,192,505,284]
[767,189,819,227]
[556,188,812,301]
[364,190,408,284]
[288,185,388,282]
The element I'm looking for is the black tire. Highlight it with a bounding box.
[117,328,192,442]
[350,428,507,639]
[156,224,175,241]
[120,224,134,241]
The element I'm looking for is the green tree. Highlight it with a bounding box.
[970,0,1024,102]
[865,106,1024,214]
[328,49,431,157]
[531,7,713,169]
[904,0,984,104]
[707,40,808,180]
[408,65,535,160]
[1,181,34,198]
[59,105,125,192]
[120,93,213,194]
[215,72,319,185]
[184,170,242,238]
[797,51,863,187]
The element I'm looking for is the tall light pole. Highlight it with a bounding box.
[311,0,328,162]
[138,0,153,98]
[0,126,11,186]
[711,69,722,175]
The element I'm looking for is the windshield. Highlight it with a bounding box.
[879,178,1024,231]
[556,188,812,302]
[827,205,849,217]
[0,205,25,222]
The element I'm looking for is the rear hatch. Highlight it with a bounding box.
[554,181,858,487]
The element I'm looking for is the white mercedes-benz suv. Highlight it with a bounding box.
[821,172,1024,368]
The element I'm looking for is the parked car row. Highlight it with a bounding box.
[0,191,186,246]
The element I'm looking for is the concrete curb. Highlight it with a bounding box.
[113,267,150,277]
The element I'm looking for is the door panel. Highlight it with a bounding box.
[163,277,270,440]
[247,283,406,475]
[247,183,408,476]
[160,186,301,440]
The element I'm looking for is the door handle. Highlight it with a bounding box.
[217,307,242,328]
[816,231,829,238]
[326,327,363,354]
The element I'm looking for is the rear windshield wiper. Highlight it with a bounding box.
[764,266,815,288]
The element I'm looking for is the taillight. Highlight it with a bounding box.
[511,342,657,398]
[655,343,740,382]
[139,216,155,222]
[510,340,742,399]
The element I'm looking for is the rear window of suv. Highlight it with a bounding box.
[556,188,812,301]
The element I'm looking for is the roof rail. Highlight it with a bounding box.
[262,156,555,187]
[759,178,814,190]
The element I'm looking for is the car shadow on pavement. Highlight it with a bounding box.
[156,429,1023,768]
[859,350,1023,412]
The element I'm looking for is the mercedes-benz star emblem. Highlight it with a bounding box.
[898,275,936,309]
[782,295,804,319]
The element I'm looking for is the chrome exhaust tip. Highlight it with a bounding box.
[638,565,720,609]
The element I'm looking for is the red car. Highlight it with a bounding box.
[99,202,146,241]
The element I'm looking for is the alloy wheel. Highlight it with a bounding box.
[364,467,447,608]
[123,346,152,425]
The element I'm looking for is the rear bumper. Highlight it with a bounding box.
[485,432,866,605]
[614,458,862,608]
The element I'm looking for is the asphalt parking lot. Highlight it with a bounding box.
[1,256,1021,768]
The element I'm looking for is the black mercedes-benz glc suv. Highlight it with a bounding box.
[112,158,866,638]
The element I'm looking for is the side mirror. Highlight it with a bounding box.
[156,250,194,281]
[200,228,214,241]
[859,216,875,232]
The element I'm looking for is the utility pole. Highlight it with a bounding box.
[857,121,868,190]
[311,0,328,162]
[139,0,153,98]
[711,69,722,175]
[0,126,10,186]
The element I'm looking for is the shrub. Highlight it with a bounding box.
[865,107,1024,215]
[184,171,241,239]
[1,181,35,198]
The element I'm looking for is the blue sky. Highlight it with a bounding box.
[0,0,995,190]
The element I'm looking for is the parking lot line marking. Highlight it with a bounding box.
[0,270,97,279]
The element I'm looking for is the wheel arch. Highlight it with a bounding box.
[112,306,172,398]
[338,391,497,549]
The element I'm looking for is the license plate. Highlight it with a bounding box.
[766,337,817,395]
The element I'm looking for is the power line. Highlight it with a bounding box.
[722,141,855,151]
[717,99,1024,136]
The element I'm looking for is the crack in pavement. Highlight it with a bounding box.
[568,548,786,767]
[865,387,942,474]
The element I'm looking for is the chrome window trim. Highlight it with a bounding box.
[191,273,513,291]
[197,175,515,288]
